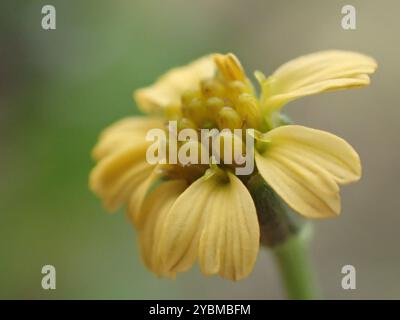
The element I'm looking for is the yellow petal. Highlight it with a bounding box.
[137,180,188,278]
[256,152,340,218]
[134,56,215,113]
[260,50,377,111]
[90,116,166,212]
[263,125,361,184]
[157,172,259,280]
[128,165,163,225]
[92,117,164,161]
[255,125,361,218]
[89,140,153,212]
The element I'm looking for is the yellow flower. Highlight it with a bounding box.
[89,51,376,280]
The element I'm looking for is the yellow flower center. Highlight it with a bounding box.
[158,54,273,180]
[164,54,265,134]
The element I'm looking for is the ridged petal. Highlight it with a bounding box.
[255,125,361,218]
[260,50,377,111]
[137,180,188,277]
[92,117,164,161]
[157,172,259,280]
[90,141,153,212]
[90,117,164,212]
[128,165,163,225]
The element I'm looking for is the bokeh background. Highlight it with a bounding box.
[1,0,399,299]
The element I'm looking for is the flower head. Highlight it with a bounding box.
[90,51,376,280]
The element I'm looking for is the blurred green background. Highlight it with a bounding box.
[1,0,399,299]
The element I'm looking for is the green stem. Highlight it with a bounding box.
[272,232,319,300]
[246,173,320,299]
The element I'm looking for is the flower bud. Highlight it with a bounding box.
[206,97,225,115]
[182,97,208,126]
[216,107,243,130]
[214,53,246,82]
[200,79,225,98]
[236,93,263,129]
[181,90,201,106]
[211,130,246,167]
[178,117,197,131]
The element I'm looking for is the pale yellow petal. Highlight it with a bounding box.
[137,180,188,278]
[263,125,361,184]
[260,50,377,111]
[128,165,163,225]
[198,172,259,280]
[89,141,152,212]
[156,176,212,275]
[256,152,340,218]
[92,117,164,161]
[134,56,215,113]
[255,125,361,218]
[157,172,259,280]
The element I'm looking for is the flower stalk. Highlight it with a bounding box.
[247,173,319,299]
[272,232,318,300]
